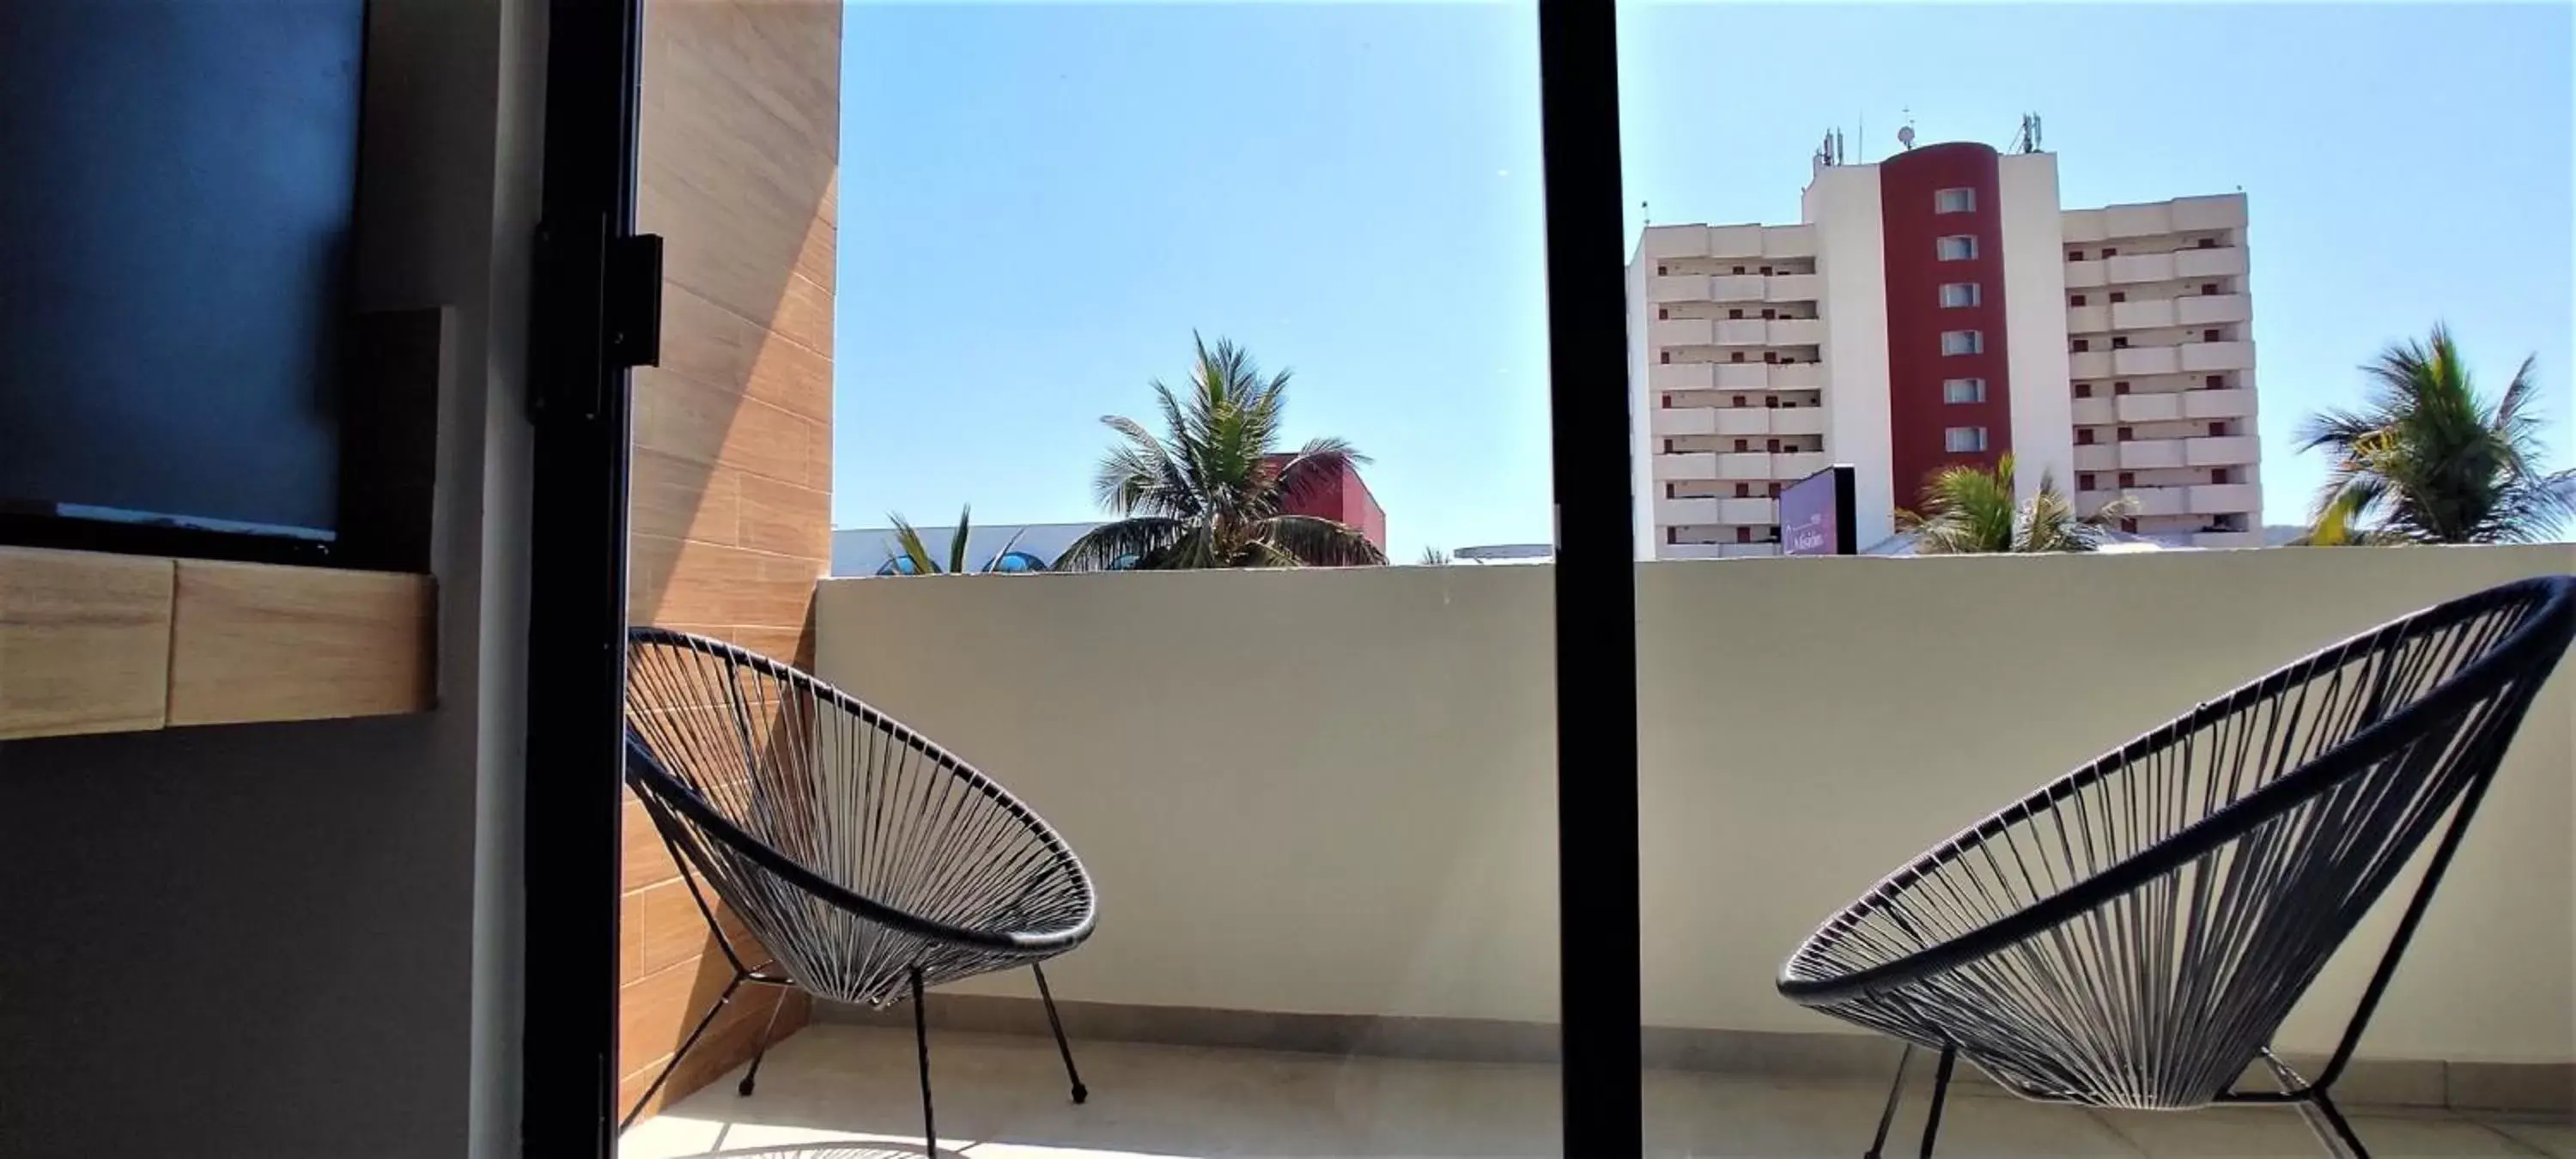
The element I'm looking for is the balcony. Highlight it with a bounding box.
[2069,350,2112,379]
[1652,362,1715,391]
[2114,391,2185,423]
[2188,434,2263,467]
[1714,319,1770,346]
[1650,407,1717,437]
[1652,452,1717,481]
[1652,319,1713,347]
[1709,274,1766,301]
[1772,406,1826,436]
[2102,203,2172,240]
[2112,346,2181,376]
[1706,223,1765,258]
[2176,293,2251,326]
[2184,387,2259,421]
[1718,496,1777,525]
[2184,340,2257,373]
[1646,275,1705,303]
[2110,299,2177,331]
[1639,224,1710,258]
[1765,272,1822,302]
[1656,496,1719,525]
[1713,362,1771,390]
[2066,304,2110,334]
[2070,397,2116,426]
[1771,361,1824,390]
[2192,482,2263,513]
[1712,408,1771,437]
[1716,452,1772,479]
[2087,486,2187,517]
[1770,318,1825,347]
[2119,439,2186,470]
[2064,260,2106,289]
[2105,252,2178,284]
[2175,246,2249,279]
[1763,223,1817,258]
[1774,450,1828,480]
[616,549,2576,1158]
[2073,443,2120,471]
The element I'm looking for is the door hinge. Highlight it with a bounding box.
[530,216,662,423]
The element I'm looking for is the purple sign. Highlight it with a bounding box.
[1779,465,1855,556]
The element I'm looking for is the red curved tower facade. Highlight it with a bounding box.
[1878,142,2013,501]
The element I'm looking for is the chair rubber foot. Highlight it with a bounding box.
[738,1077,757,1097]
[1070,1083,1089,1105]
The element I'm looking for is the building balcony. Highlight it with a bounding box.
[1652,362,1715,391]
[2067,305,2110,334]
[621,553,2576,1159]
[1651,452,1717,481]
[1709,274,1766,301]
[2070,397,2117,426]
[2119,439,2186,470]
[1656,496,1719,525]
[1649,275,1710,303]
[1714,319,1770,347]
[2088,486,2188,518]
[1764,223,1817,258]
[2111,299,2178,331]
[2191,482,2263,514]
[2070,350,2113,379]
[1773,451,1828,480]
[2175,293,2251,326]
[1638,224,1710,258]
[1712,408,1771,437]
[1651,407,1717,437]
[2064,260,2106,289]
[1716,452,1773,480]
[1718,496,1778,525]
[2112,346,2182,376]
[2183,340,2257,373]
[1765,273,1821,302]
[2187,434,2263,467]
[1712,362,1771,391]
[2105,252,2178,284]
[1652,319,1713,347]
[2074,443,2120,471]
[1771,361,1823,390]
[2184,387,2259,421]
[1706,223,1765,258]
[2114,391,2186,424]
[1770,318,1825,347]
[2174,246,2249,279]
[1772,406,1826,436]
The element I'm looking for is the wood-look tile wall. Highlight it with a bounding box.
[620,0,840,1118]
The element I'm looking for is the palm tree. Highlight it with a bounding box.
[1896,453,2132,554]
[2296,325,2576,544]
[1057,335,1388,570]
[1419,547,1452,566]
[881,505,1040,574]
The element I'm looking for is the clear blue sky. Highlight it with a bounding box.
[836,3,2573,557]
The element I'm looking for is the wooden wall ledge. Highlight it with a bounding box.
[0,547,435,740]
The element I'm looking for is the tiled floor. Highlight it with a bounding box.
[619,1024,2571,1159]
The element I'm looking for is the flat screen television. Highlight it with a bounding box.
[0,0,368,561]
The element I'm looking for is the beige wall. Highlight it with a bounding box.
[817,547,2575,1065]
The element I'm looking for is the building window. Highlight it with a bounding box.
[2078,473,2097,490]
[1656,264,1668,276]
[1731,395,1747,407]
[2202,282,2221,295]
[2068,250,2085,261]
[1732,265,1746,274]
[1730,352,1746,362]
[1734,440,1749,452]
[1941,330,1984,355]
[2202,328,2222,343]
[1759,265,1773,276]
[2111,337,2130,349]
[2074,382,2093,398]
[1728,308,1744,319]
[1943,378,1987,404]
[1936,234,1978,260]
[2101,246,2118,258]
[2210,468,2231,484]
[2118,471,2136,488]
[2108,291,2127,304]
[2197,237,2219,249]
[1735,483,1750,498]
[1780,355,1797,364]
[1664,482,1677,498]
[1660,395,1673,409]
[2209,422,2229,436]
[1764,351,1779,364]
[1767,482,1783,497]
[1944,427,1990,452]
[1666,527,1679,545]
[1662,439,1674,452]
[2121,517,2139,533]
[1765,395,1781,409]
[1940,282,1981,307]
[2113,380,2131,395]
[1935,188,1977,214]
[2069,294,2087,306]
[1761,308,1777,319]
[2204,374,2226,390]
[2117,426,2135,441]
[2076,428,2096,446]
[1660,351,1670,364]
[1735,526,1753,543]
[1656,307,1668,320]
[2072,338,2090,353]
[1765,438,1782,452]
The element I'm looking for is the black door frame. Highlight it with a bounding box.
[517,0,1638,1153]
[523,0,646,1153]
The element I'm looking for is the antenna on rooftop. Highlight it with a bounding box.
[1899,107,1915,150]
[2014,112,2044,154]
[1641,199,1651,226]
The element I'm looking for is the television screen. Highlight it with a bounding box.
[0,0,367,543]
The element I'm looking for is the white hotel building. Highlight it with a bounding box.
[1627,141,2262,558]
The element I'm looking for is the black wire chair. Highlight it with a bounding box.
[621,627,1098,1155]
[1778,574,2576,1159]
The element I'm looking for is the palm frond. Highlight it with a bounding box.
[1055,517,1188,572]
[885,511,945,575]
[1255,514,1387,567]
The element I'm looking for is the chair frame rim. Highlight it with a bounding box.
[624,626,1098,956]
[1778,573,2576,1006]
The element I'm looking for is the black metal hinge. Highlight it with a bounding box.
[530,215,663,422]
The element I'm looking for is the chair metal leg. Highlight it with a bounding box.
[1864,1044,1914,1159]
[912,966,937,1157]
[1031,962,1089,1104]
[620,973,745,1132]
[1917,1044,1957,1159]
[737,988,789,1097]
[2302,1090,2372,1159]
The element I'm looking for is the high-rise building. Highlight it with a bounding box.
[1627,141,2260,558]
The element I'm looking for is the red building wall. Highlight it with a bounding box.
[1879,142,2013,509]
[1268,455,1387,550]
